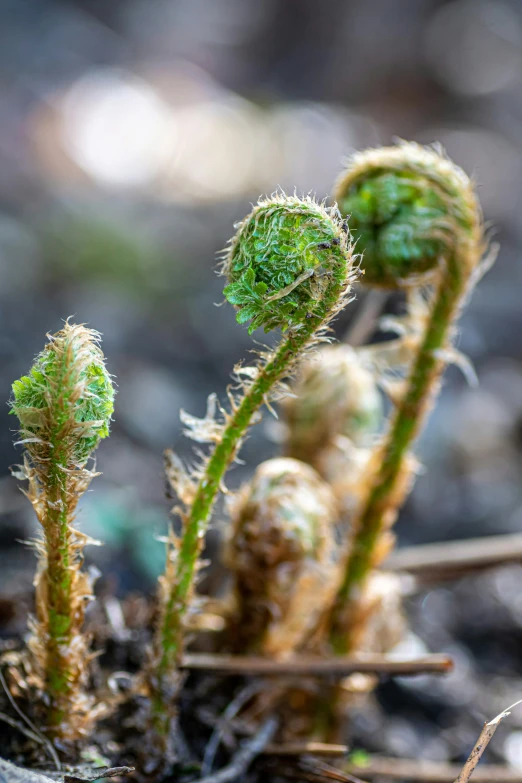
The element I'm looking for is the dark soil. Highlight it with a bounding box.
[2,559,522,782]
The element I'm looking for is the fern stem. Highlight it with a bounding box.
[152,271,347,725]
[329,143,484,653]
[150,195,354,746]
[44,467,74,725]
[11,323,114,740]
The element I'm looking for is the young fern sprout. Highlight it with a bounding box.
[282,344,383,496]
[150,194,356,744]
[224,457,341,658]
[10,322,114,741]
[329,141,487,653]
[284,345,382,460]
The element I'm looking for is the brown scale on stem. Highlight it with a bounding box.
[224,457,341,659]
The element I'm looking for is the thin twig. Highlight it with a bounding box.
[345,757,522,782]
[343,702,522,782]
[455,700,522,783]
[0,667,61,770]
[37,766,134,782]
[197,715,278,783]
[201,681,266,776]
[0,710,46,746]
[344,290,388,346]
[181,653,453,677]
[386,533,522,581]
[264,742,348,758]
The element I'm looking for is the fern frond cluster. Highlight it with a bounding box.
[4,142,492,775]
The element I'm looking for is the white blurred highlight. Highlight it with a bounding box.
[161,97,261,200]
[505,731,522,770]
[50,65,367,201]
[62,69,175,187]
[425,0,522,96]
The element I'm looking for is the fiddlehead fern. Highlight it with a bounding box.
[10,322,114,741]
[149,194,356,751]
[282,343,382,482]
[224,457,340,658]
[329,142,486,652]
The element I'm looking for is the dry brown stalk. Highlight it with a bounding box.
[386,533,522,581]
[180,652,453,677]
[345,757,522,783]
[265,742,349,757]
[454,701,522,783]
[344,702,522,783]
[343,290,389,346]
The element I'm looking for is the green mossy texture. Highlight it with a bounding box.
[223,196,347,332]
[338,170,455,287]
[11,339,114,464]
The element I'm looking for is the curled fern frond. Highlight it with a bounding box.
[12,323,114,464]
[222,194,351,333]
[10,322,114,742]
[149,193,357,757]
[329,142,487,652]
[225,458,341,658]
[283,344,383,471]
[335,142,478,288]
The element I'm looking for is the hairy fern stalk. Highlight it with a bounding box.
[148,194,357,750]
[329,142,488,653]
[10,322,114,741]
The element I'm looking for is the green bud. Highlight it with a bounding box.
[284,345,382,468]
[11,322,114,465]
[334,143,477,288]
[226,457,341,657]
[222,194,349,333]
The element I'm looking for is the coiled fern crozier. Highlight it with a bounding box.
[329,142,487,652]
[3,142,492,775]
[225,457,341,658]
[148,194,357,755]
[10,323,114,741]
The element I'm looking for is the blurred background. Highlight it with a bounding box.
[2,0,522,768]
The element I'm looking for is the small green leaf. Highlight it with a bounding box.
[236,304,261,324]
[223,282,244,305]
